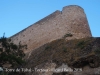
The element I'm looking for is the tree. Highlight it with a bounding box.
[0,35,27,68]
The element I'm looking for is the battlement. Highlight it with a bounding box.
[10,5,92,53]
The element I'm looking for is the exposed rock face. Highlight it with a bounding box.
[28,62,56,75]
[10,5,92,53]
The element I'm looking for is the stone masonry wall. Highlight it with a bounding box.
[10,5,92,53]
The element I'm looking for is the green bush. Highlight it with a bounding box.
[0,35,26,68]
[45,46,51,50]
[77,41,85,49]
[62,33,73,39]
[94,48,100,56]
[0,71,8,75]
[63,47,67,52]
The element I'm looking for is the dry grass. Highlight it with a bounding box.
[25,37,100,68]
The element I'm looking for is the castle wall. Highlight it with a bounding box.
[61,5,92,39]
[10,5,92,53]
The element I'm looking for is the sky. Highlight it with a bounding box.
[0,0,100,37]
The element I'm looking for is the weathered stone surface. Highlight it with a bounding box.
[27,62,56,75]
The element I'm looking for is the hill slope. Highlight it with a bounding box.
[25,37,100,75]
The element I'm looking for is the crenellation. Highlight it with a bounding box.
[10,5,92,53]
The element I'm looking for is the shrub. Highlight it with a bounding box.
[63,47,67,52]
[0,35,27,69]
[45,46,51,50]
[77,41,85,49]
[94,48,100,56]
[62,33,73,39]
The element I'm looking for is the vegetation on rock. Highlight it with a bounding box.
[26,37,100,69]
[62,33,73,39]
[0,34,27,75]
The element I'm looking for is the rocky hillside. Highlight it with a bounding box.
[23,37,100,75]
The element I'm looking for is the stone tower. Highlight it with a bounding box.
[10,5,92,53]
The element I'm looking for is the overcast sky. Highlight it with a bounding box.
[0,0,100,37]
